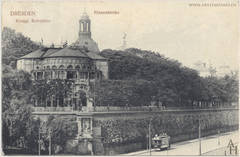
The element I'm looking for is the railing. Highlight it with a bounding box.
[33,106,73,112]
[92,105,238,112]
[93,106,163,112]
[33,105,238,113]
[75,79,89,84]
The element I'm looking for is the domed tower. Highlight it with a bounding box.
[79,11,91,39]
[72,11,100,53]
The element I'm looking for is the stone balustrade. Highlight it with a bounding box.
[33,106,73,112]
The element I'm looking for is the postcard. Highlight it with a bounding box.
[1,0,239,156]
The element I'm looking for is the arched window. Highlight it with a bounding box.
[36,66,39,70]
[46,66,50,70]
[75,65,80,70]
[59,65,64,69]
[81,22,84,32]
[45,71,51,79]
[67,65,73,69]
[59,71,65,79]
[52,65,57,69]
[67,65,76,79]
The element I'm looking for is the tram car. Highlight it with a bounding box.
[152,133,170,150]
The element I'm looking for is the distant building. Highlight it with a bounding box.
[193,61,232,77]
[193,61,216,77]
[217,65,232,77]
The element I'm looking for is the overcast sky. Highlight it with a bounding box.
[2,0,239,70]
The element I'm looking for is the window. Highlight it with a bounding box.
[59,65,64,69]
[52,65,57,69]
[45,71,51,79]
[90,72,95,79]
[59,71,65,79]
[75,65,80,70]
[79,72,84,79]
[37,72,43,80]
[67,65,73,69]
[67,71,77,79]
[81,22,84,32]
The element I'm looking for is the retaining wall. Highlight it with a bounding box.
[92,109,239,155]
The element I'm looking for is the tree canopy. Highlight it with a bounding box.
[96,48,238,107]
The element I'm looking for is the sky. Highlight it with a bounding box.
[2,0,239,70]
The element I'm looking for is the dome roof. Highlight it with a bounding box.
[72,38,99,52]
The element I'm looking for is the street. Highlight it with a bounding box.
[122,131,239,156]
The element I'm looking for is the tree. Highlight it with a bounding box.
[2,27,41,68]
[31,79,73,107]
[41,116,78,154]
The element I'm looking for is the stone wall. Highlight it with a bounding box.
[33,109,238,155]
[92,109,239,155]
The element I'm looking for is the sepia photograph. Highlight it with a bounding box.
[1,0,239,156]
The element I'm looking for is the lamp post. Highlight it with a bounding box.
[218,130,220,146]
[198,115,201,156]
[38,127,44,156]
[48,128,52,155]
[149,117,152,156]
[38,128,41,156]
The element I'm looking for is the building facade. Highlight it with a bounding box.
[17,12,108,81]
[16,12,109,150]
[17,12,108,112]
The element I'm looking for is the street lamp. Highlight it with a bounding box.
[48,128,52,155]
[198,114,201,156]
[218,130,220,146]
[149,117,152,156]
[38,127,44,156]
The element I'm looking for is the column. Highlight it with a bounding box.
[90,117,93,135]
[77,71,80,80]
[77,117,82,138]
[52,71,55,79]
[88,21,90,32]
[51,96,53,107]
[35,99,38,107]
[57,98,59,107]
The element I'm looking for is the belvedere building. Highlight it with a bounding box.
[17,11,108,110]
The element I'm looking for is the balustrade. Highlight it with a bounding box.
[33,106,73,112]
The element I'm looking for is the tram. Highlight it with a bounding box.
[152,133,170,150]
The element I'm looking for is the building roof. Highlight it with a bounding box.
[19,49,44,59]
[47,47,89,58]
[43,48,61,57]
[86,51,106,60]
[19,48,61,59]
[19,47,107,60]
